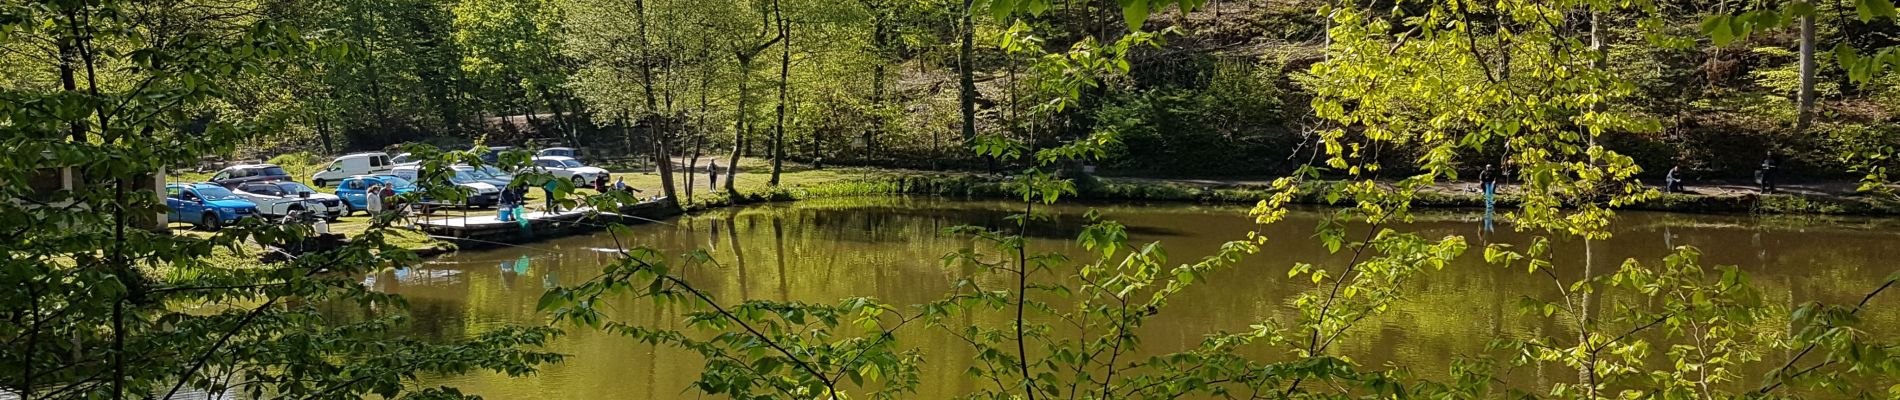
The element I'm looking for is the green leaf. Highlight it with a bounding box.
[1702,15,1734,46]
[1121,0,1150,31]
[1860,0,1897,21]
[536,289,566,311]
[1026,0,1049,15]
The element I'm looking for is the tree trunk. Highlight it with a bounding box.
[58,39,84,142]
[1795,13,1816,133]
[1578,238,1598,398]
[726,57,753,196]
[1497,14,1511,82]
[1587,9,1603,148]
[770,0,790,186]
[541,90,582,149]
[866,11,890,158]
[958,0,978,146]
[631,0,677,207]
[315,113,336,154]
[691,131,706,195]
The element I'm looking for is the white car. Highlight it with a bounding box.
[310,152,393,187]
[232,181,346,221]
[389,152,421,166]
[530,156,610,186]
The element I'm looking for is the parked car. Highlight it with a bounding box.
[165,183,259,230]
[209,164,291,187]
[478,146,515,164]
[232,181,346,221]
[475,165,516,186]
[334,175,417,214]
[387,165,501,207]
[310,152,394,187]
[530,156,610,186]
[390,152,420,166]
[452,165,514,188]
[537,147,579,159]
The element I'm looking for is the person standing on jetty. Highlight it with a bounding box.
[1757,152,1778,194]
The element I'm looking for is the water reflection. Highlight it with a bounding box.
[388,197,1900,399]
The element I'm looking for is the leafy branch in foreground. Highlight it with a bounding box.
[1,0,564,395]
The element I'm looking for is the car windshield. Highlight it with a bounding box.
[479,166,513,180]
[195,186,241,201]
[451,169,485,184]
[559,160,584,168]
[378,176,418,190]
[273,182,316,195]
[461,168,497,179]
[262,166,288,176]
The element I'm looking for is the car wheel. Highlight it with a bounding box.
[343,201,357,216]
[313,178,327,187]
[572,175,587,187]
[200,212,222,231]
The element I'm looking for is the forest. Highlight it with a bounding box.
[7,0,1897,180]
[8,0,1900,398]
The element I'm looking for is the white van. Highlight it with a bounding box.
[310,152,393,187]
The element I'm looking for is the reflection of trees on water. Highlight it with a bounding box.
[773,216,790,300]
[386,199,1900,397]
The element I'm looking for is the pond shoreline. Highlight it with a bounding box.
[399,172,1900,256]
[724,173,1900,216]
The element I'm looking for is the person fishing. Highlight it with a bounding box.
[1478,164,1497,207]
[542,179,560,212]
[613,177,642,195]
[497,183,520,221]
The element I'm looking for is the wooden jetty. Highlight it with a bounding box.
[414,199,680,246]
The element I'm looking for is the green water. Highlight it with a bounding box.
[379,196,1900,398]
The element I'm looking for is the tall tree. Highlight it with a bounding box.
[770,0,792,185]
[1795,11,1816,133]
[562,0,684,205]
[957,0,977,145]
[455,0,580,146]
[717,0,785,195]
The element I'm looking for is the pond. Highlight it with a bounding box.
[378,196,1900,398]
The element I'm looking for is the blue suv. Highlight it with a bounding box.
[334,175,419,214]
[166,183,259,230]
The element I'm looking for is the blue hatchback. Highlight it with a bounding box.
[166,183,259,230]
[334,175,419,214]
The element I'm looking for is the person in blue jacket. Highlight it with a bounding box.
[542,180,560,212]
